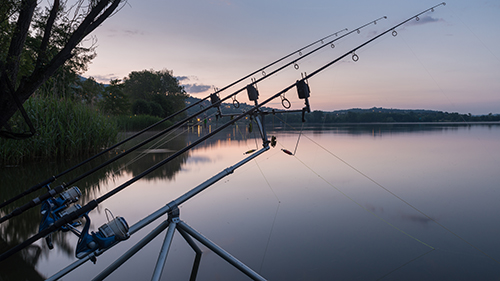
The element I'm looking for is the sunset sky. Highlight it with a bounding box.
[83,0,500,115]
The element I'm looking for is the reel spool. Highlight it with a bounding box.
[39,186,83,249]
[39,186,82,232]
[76,212,130,259]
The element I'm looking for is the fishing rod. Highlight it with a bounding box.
[0,5,425,234]
[0,28,349,211]
[0,4,446,262]
[0,20,378,223]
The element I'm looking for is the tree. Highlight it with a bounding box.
[132,99,151,115]
[99,79,130,115]
[0,0,123,137]
[123,69,188,118]
[76,76,103,106]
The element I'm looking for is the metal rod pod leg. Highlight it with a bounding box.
[177,227,203,281]
[151,220,178,281]
[177,221,267,281]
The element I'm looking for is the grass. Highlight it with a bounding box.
[0,96,118,165]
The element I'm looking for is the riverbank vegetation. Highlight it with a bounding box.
[0,96,117,165]
[1,68,187,164]
[1,2,188,164]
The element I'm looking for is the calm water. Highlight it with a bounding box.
[1,123,500,280]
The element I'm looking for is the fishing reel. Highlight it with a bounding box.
[76,211,130,260]
[38,186,130,259]
[39,186,83,249]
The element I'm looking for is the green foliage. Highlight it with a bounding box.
[149,102,164,117]
[123,69,188,118]
[99,79,130,115]
[2,2,98,97]
[113,115,173,132]
[123,69,183,100]
[0,96,118,165]
[75,77,104,105]
[132,99,152,115]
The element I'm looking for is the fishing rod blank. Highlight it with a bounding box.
[0,4,445,260]
[0,28,348,211]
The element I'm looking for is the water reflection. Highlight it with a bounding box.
[1,123,500,280]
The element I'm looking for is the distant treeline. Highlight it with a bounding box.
[186,97,500,123]
[301,109,500,123]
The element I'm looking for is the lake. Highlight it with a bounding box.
[1,123,500,280]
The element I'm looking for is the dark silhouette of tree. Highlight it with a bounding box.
[76,76,104,106]
[123,69,188,118]
[0,0,123,138]
[99,79,130,115]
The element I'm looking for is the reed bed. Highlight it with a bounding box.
[0,96,118,165]
[113,115,173,132]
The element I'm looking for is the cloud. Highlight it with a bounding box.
[176,76,211,93]
[91,74,120,84]
[105,28,145,38]
[406,15,443,26]
[183,84,212,93]
[176,76,190,82]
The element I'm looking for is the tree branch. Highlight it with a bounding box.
[18,0,122,100]
[35,0,60,71]
[5,0,37,83]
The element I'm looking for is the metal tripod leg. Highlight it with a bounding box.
[151,219,177,281]
[177,220,267,281]
[177,227,203,281]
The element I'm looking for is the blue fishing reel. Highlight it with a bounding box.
[39,186,83,249]
[76,211,130,259]
[38,186,130,259]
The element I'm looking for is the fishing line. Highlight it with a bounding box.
[375,248,436,281]
[447,5,500,63]
[253,159,281,274]
[290,149,435,249]
[276,115,500,265]
[291,122,304,155]
[252,119,260,150]
[254,158,280,204]
[259,203,280,274]
[397,33,470,124]
[272,115,435,248]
